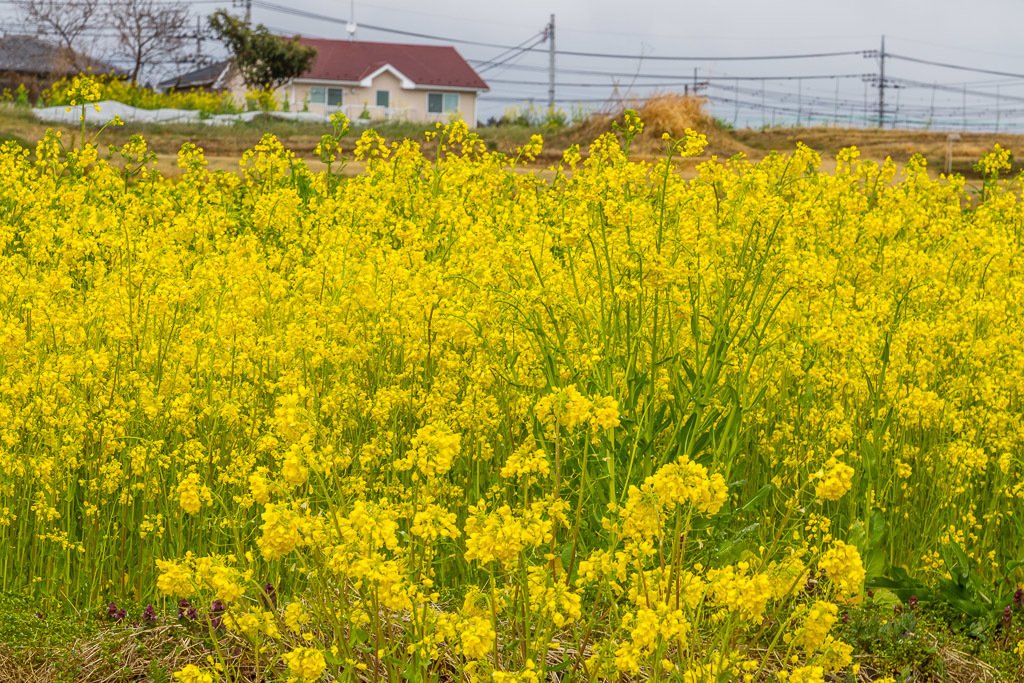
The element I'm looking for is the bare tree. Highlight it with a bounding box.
[14,0,103,72]
[106,0,191,84]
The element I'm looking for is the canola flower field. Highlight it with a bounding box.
[2,82,1024,681]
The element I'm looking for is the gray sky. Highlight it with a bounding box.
[246,0,1024,130]
[8,0,1024,130]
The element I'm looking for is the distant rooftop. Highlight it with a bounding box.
[296,38,488,90]
[157,59,231,91]
[0,35,125,77]
[159,39,488,93]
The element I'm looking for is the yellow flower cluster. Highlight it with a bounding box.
[44,74,240,115]
[172,665,215,683]
[814,456,854,502]
[395,422,462,479]
[819,540,866,599]
[282,647,327,682]
[177,472,213,514]
[156,554,248,603]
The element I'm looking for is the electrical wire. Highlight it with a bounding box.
[886,53,1024,80]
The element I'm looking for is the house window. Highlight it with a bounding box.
[309,86,344,107]
[427,92,459,113]
[376,90,390,107]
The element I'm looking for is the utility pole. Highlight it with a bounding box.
[797,78,802,127]
[962,84,967,131]
[761,80,766,128]
[693,67,698,94]
[733,77,739,127]
[863,80,868,128]
[834,79,839,126]
[547,14,555,111]
[928,82,935,129]
[233,0,252,25]
[878,35,885,128]
[996,85,1001,133]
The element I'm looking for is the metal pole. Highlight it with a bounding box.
[761,80,766,128]
[733,77,739,126]
[963,84,967,131]
[834,79,839,126]
[863,80,868,128]
[245,0,252,25]
[796,78,802,127]
[929,82,935,129]
[878,35,885,128]
[997,85,1001,133]
[548,14,555,112]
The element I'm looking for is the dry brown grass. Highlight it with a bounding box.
[0,624,210,683]
[564,91,755,160]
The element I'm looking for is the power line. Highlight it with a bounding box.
[474,34,547,74]
[250,1,870,62]
[886,53,1024,80]
[541,48,867,61]
[488,73,873,88]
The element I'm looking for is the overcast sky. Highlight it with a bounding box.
[242,0,1024,130]
[8,0,1024,130]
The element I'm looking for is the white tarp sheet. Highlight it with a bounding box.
[33,101,333,126]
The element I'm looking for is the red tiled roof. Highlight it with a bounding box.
[297,39,488,90]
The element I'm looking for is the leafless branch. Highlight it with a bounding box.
[105,0,190,84]
[13,0,102,72]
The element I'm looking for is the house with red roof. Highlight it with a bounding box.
[160,38,488,124]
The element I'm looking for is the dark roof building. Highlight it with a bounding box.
[0,35,124,78]
[157,59,232,93]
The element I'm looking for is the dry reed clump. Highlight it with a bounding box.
[567,91,759,159]
[572,92,712,143]
[632,91,714,138]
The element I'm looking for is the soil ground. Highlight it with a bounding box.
[1,105,1020,181]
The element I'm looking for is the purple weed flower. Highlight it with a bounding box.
[261,582,277,608]
[143,604,156,623]
[178,598,192,620]
[1003,605,1013,629]
[908,595,919,609]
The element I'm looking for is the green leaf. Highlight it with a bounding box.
[863,548,887,581]
[869,508,886,547]
[871,588,901,610]
[847,521,866,553]
[738,484,773,513]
